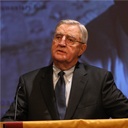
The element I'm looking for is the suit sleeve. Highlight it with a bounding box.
[102,71,128,118]
[1,76,28,121]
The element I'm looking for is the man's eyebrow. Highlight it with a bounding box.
[55,33,62,35]
[55,32,77,39]
[54,32,63,35]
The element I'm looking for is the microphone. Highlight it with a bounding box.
[14,85,22,121]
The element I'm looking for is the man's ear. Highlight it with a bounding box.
[78,44,87,56]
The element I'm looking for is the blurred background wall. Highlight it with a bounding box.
[1,0,128,119]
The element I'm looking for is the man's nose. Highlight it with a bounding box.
[59,36,66,46]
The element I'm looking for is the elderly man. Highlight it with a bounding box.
[1,19,128,121]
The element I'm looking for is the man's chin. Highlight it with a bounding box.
[54,56,67,62]
[56,59,66,62]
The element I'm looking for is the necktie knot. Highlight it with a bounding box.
[58,71,65,77]
[58,71,65,85]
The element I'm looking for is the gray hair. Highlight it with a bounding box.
[55,19,88,44]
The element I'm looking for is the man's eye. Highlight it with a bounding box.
[68,38,74,42]
[56,35,62,39]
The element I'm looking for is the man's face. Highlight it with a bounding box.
[51,24,87,68]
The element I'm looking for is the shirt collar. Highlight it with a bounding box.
[53,64,75,78]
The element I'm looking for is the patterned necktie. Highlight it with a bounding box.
[55,71,66,119]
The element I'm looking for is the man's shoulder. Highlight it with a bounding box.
[81,62,109,74]
[21,65,52,78]
[81,62,112,79]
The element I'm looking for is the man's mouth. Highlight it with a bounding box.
[57,50,66,54]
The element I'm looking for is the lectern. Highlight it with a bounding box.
[1,119,128,128]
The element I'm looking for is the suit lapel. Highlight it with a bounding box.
[65,63,88,119]
[40,65,59,120]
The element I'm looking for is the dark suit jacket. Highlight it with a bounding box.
[1,62,128,121]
